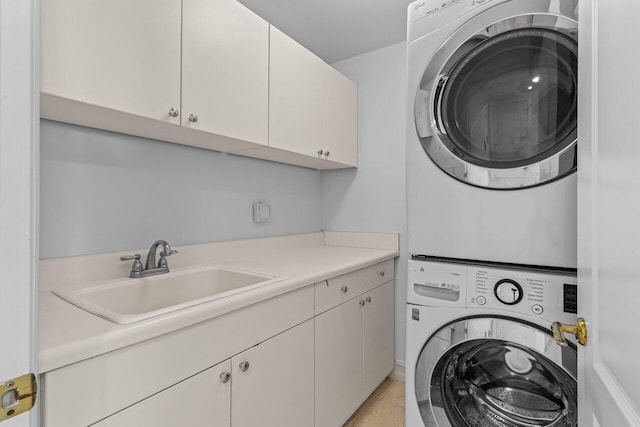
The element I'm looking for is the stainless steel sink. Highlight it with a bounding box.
[53,266,286,324]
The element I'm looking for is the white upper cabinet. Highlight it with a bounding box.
[269,25,358,166]
[41,2,357,169]
[322,65,358,166]
[269,26,325,158]
[41,0,182,124]
[182,0,269,145]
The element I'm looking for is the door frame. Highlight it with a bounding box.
[0,0,39,425]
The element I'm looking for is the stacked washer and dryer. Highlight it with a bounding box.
[405,0,580,425]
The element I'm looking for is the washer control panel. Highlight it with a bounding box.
[408,259,577,321]
[467,265,573,319]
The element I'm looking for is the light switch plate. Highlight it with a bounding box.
[253,203,271,222]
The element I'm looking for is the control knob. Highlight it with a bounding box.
[494,279,523,305]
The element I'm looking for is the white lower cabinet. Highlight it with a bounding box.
[363,282,395,397]
[42,262,394,427]
[232,319,314,427]
[315,298,364,427]
[315,280,395,427]
[95,360,231,427]
[94,320,314,427]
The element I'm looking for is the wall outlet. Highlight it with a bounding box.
[253,203,271,222]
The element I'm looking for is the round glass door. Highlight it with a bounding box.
[414,317,577,426]
[415,8,579,189]
[441,29,577,168]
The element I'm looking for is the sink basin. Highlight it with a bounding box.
[53,266,286,324]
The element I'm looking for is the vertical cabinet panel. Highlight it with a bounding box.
[269,26,324,157]
[94,360,231,427]
[182,0,269,145]
[232,320,314,427]
[322,65,358,166]
[315,298,364,427]
[363,281,395,397]
[41,0,182,124]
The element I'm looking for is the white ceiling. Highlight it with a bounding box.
[238,0,414,63]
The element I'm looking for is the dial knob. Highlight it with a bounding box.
[494,279,523,305]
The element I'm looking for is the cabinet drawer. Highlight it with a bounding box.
[315,260,393,314]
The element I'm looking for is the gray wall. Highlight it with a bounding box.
[40,120,322,258]
[323,42,408,365]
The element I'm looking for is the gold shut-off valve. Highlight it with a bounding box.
[552,317,588,347]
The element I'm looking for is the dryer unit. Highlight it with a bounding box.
[406,0,579,268]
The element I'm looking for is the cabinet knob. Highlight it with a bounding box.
[219,372,231,383]
[325,151,330,157]
[168,107,179,118]
[359,300,365,307]
[379,271,385,277]
[318,149,324,156]
[239,361,250,372]
[341,285,348,293]
[366,296,372,303]
[188,114,198,123]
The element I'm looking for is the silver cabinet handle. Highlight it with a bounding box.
[318,149,324,155]
[359,300,365,306]
[341,286,348,293]
[188,114,198,123]
[325,151,330,157]
[366,296,372,303]
[379,271,385,277]
[168,108,179,117]
[219,372,231,383]
[239,361,250,372]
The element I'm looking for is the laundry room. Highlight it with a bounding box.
[1,0,639,426]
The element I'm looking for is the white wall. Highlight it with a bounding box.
[323,42,408,364]
[40,120,322,258]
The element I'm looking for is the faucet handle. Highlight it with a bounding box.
[158,248,178,269]
[120,254,143,276]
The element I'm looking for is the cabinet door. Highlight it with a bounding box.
[322,65,358,166]
[363,281,395,397]
[41,0,181,124]
[182,0,269,145]
[231,320,314,427]
[269,26,324,157]
[94,360,231,427]
[315,298,364,427]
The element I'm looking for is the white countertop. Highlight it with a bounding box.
[39,231,399,373]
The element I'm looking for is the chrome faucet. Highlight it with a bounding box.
[120,240,179,278]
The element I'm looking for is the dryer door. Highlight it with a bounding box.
[415,1,578,189]
[415,317,577,426]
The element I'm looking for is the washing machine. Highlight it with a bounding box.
[405,258,578,426]
[406,0,579,268]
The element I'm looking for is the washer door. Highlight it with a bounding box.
[414,1,578,189]
[415,317,577,426]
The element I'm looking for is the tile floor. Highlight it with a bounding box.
[344,378,405,427]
